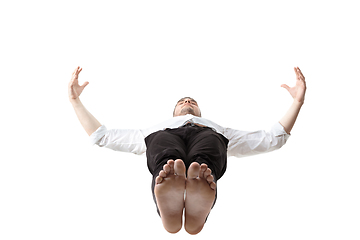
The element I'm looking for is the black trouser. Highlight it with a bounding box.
[145,124,229,215]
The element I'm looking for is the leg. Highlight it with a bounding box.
[145,130,187,215]
[186,127,229,181]
[154,159,186,233]
[184,127,229,234]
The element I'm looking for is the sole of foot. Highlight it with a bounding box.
[184,162,216,235]
[154,159,186,234]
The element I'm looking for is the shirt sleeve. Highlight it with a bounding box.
[89,125,146,155]
[224,122,290,158]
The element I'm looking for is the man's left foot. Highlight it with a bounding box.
[184,162,216,235]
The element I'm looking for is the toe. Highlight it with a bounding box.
[167,160,175,174]
[174,159,186,177]
[159,170,167,178]
[163,164,171,174]
[188,162,200,179]
[199,164,207,178]
[206,174,214,184]
[167,159,175,167]
[210,181,216,190]
[203,168,212,179]
[204,169,216,187]
[155,176,163,184]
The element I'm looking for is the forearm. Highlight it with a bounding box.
[279,100,303,134]
[70,98,102,136]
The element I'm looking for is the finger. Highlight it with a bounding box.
[73,67,82,80]
[295,69,305,82]
[281,84,290,91]
[295,68,302,81]
[297,67,305,80]
[294,67,298,74]
[70,70,78,83]
[72,67,79,75]
[293,67,300,80]
[81,81,89,89]
[72,67,79,78]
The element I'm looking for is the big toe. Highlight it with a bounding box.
[174,159,186,177]
[187,162,201,179]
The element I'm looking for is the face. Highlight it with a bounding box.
[173,97,201,117]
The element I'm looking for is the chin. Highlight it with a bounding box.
[180,108,195,115]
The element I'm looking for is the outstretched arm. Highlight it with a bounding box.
[68,66,101,136]
[279,67,307,134]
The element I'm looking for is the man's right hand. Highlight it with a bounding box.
[68,66,89,101]
[68,66,101,136]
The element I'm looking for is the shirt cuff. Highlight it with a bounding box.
[272,122,291,138]
[89,125,107,145]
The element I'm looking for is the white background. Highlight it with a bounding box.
[1,0,359,239]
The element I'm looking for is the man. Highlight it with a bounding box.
[68,66,306,235]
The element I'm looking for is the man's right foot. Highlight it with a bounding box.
[154,159,186,233]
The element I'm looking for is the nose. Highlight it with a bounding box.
[184,99,191,104]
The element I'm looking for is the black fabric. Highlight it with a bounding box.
[145,124,229,216]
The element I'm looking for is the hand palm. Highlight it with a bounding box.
[69,67,89,100]
[281,67,306,103]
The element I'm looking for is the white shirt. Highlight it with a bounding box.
[90,114,290,158]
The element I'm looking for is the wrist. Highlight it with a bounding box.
[293,99,304,107]
[70,98,81,106]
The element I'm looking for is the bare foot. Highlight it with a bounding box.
[154,159,186,233]
[185,162,216,235]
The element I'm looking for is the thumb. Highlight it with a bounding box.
[281,84,290,91]
[81,81,89,89]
